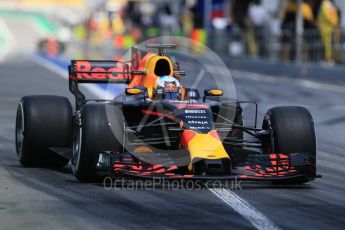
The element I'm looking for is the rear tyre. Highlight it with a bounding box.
[15,96,72,167]
[71,104,124,182]
[263,106,316,184]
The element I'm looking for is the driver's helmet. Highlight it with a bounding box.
[156,75,181,100]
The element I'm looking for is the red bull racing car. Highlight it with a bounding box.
[15,44,319,184]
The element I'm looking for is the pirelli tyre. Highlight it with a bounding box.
[71,104,124,182]
[263,106,316,184]
[15,96,72,167]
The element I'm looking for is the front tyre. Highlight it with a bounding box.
[71,104,124,182]
[263,106,316,184]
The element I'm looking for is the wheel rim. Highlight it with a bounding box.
[72,125,82,169]
[15,103,24,158]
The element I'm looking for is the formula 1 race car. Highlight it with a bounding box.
[15,44,319,184]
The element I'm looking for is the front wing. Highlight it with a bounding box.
[96,151,318,182]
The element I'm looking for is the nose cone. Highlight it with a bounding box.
[181,130,230,162]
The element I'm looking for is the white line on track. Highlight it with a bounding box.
[0,19,16,60]
[231,69,345,94]
[209,188,281,230]
[28,54,281,230]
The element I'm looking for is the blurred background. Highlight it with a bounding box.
[0,0,344,65]
[2,2,345,229]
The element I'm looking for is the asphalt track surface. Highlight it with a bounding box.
[1,54,345,230]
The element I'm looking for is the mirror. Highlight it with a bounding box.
[125,88,142,95]
[203,89,223,102]
[204,89,223,97]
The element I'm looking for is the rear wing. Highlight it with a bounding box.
[69,60,145,109]
[69,60,146,83]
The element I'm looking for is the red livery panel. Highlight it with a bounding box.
[69,60,129,83]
